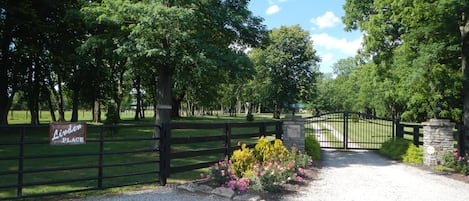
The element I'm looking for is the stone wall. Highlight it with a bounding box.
[422,119,455,166]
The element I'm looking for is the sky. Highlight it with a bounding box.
[248,0,363,74]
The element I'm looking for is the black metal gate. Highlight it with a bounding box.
[305,112,396,150]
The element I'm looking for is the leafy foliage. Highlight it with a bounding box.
[230,144,257,178]
[305,135,321,160]
[379,139,412,160]
[402,145,423,164]
[209,138,312,192]
[441,151,469,175]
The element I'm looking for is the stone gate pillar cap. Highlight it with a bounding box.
[421,118,455,127]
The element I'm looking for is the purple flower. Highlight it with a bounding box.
[296,175,304,182]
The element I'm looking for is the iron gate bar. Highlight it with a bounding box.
[306,112,396,150]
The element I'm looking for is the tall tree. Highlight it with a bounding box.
[250,25,320,118]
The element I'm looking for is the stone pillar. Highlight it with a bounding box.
[422,119,455,166]
[282,115,305,152]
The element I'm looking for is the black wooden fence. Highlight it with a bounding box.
[0,121,282,200]
[396,122,469,155]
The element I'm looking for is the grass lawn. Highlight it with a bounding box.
[0,111,282,200]
[306,113,395,149]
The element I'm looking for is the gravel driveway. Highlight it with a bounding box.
[73,149,469,201]
[282,149,469,201]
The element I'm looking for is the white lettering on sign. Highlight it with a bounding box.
[49,123,86,145]
[51,124,83,141]
[61,137,84,143]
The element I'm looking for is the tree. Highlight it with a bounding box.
[250,25,320,118]
[343,0,466,122]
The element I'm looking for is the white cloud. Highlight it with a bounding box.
[266,5,280,15]
[310,11,340,29]
[321,53,334,63]
[311,33,363,55]
[269,0,288,4]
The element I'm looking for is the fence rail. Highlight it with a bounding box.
[396,122,469,155]
[0,121,282,200]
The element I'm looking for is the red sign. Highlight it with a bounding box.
[49,123,87,145]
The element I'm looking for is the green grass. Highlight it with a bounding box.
[1,112,281,200]
[307,113,395,149]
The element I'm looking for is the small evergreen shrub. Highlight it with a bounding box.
[104,102,120,136]
[305,135,321,160]
[230,144,256,177]
[402,144,423,164]
[379,139,412,160]
[246,114,254,121]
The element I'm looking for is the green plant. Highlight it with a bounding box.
[402,144,423,164]
[379,139,412,160]
[209,157,233,185]
[441,151,457,167]
[350,114,359,123]
[230,144,256,177]
[246,114,254,121]
[254,137,289,163]
[305,135,321,160]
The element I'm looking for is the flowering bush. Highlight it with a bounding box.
[208,138,312,192]
[441,150,469,175]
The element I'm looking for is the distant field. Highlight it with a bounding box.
[6,110,286,124]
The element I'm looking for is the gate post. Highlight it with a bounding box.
[282,115,305,152]
[421,119,455,166]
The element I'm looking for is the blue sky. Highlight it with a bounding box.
[248,0,363,74]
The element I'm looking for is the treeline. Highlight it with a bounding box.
[313,0,469,123]
[0,1,320,125]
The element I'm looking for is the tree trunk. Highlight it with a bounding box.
[70,89,79,122]
[134,76,142,120]
[56,76,65,122]
[93,100,101,123]
[46,90,56,122]
[462,11,469,130]
[273,104,281,119]
[171,93,184,119]
[0,10,12,125]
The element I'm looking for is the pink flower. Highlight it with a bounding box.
[298,168,305,174]
[221,170,225,177]
[200,173,206,178]
[296,176,304,182]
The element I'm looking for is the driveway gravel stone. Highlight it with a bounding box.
[71,149,469,201]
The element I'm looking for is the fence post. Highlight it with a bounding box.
[159,123,171,186]
[457,124,465,156]
[259,122,266,138]
[413,126,420,147]
[275,121,283,140]
[344,112,348,149]
[17,127,25,198]
[223,123,231,156]
[98,127,104,189]
[396,121,404,139]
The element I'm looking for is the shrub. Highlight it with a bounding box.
[402,144,423,164]
[246,114,254,121]
[254,137,289,163]
[209,157,233,185]
[305,135,321,160]
[230,144,256,177]
[350,114,359,123]
[379,139,412,160]
[208,138,312,193]
[441,150,469,175]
